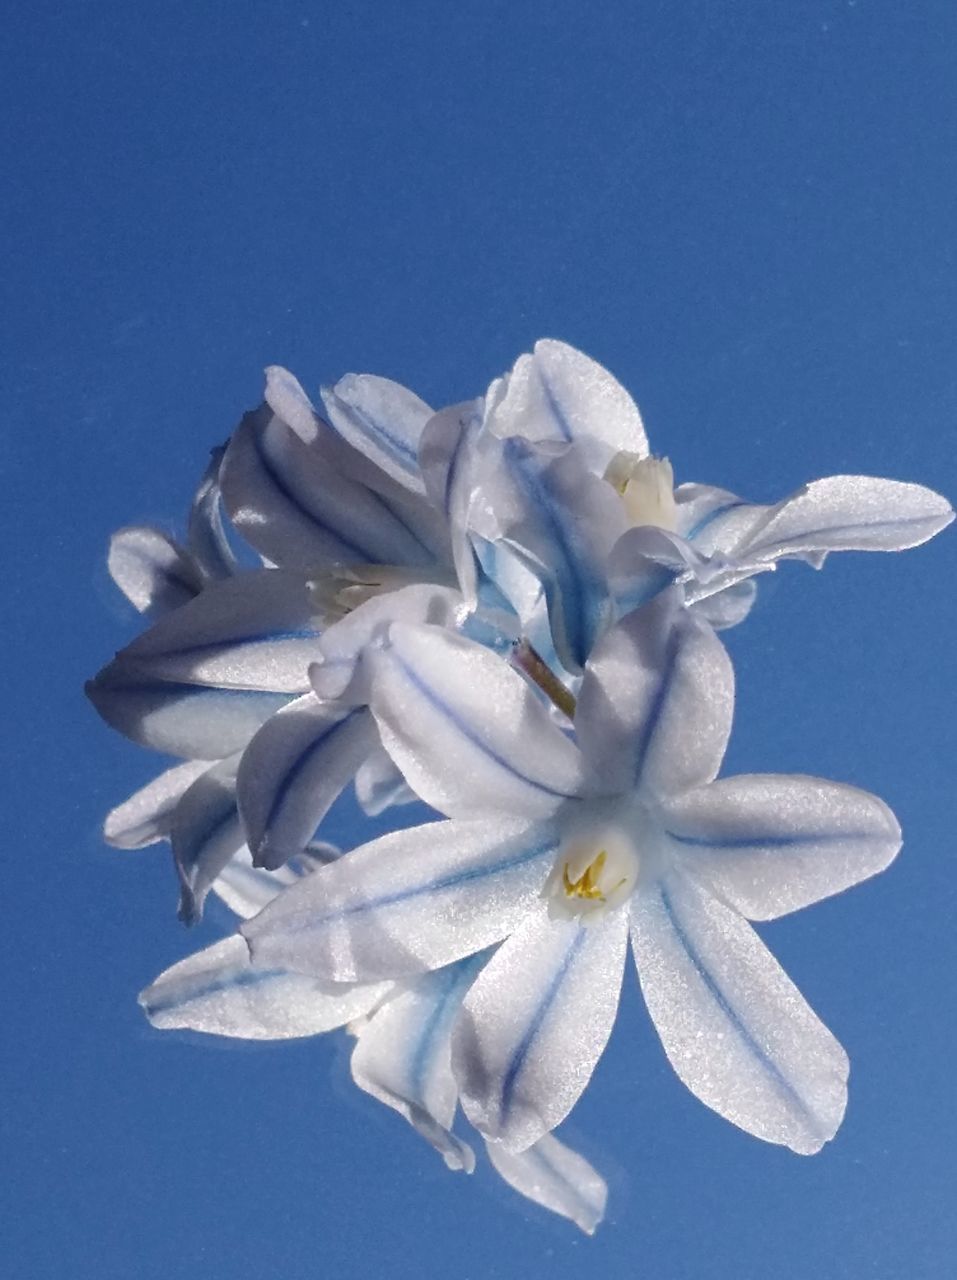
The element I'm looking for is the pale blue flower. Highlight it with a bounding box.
[244,592,902,1156]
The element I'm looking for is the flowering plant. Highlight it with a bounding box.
[89,340,952,1232]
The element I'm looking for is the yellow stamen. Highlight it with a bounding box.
[563,850,608,901]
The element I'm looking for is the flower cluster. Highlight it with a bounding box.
[89,340,953,1233]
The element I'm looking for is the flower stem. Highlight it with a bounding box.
[511,639,577,720]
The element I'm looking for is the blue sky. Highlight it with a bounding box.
[4,2,956,1277]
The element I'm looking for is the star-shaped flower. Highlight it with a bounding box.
[244,592,902,1155]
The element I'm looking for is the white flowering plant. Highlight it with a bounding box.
[88,340,953,1233]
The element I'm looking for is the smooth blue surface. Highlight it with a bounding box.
[3,3,956,1277]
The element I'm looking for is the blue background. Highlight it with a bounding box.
[4,2,956,1277]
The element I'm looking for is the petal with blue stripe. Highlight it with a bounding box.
[242,816,560,983]
[237,693,378,870]
[734,475,955,564]
[115,569,326,693]
[108,525,201,617]
[370,622,584,822]
[453,903,628,1152]
[486,1132,607,1235]
[470,436,626,672]
[309,581,464,702]
[351,953,491,1173]
[140,934,390,1040]
[484,340,648,473]
[172,756,245,924]
[631,868,849,1154]
[103,760,211,849]
[661,773,901,921]
[575,591,734,799]
[321,372,432,495]
[221,405,435,571]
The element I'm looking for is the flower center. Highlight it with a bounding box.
[604,453,677,532]
[544,820,641,923]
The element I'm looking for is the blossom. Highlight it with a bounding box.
[456,340,954,668]
[243,591,902,1155]
[138,841,608,1233]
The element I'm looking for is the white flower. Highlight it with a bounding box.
[138,846,607,1233]
[243,592,902,1156]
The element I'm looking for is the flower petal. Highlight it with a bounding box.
[735,475,955,563]
[237,694,378,870]
[484,340,647,473]
[186,445,238,581]
[631,869,849,1154]
[354,743,417,816]
[321,373,433,495]
[690,578,758,630]
[140,934,389,1040]
[660,774,902,920]
[419,400,484,603]
[453,904,628,1151]
[107,526,201,616]
[369,622,584,821]
[211,845,307,919]
[575,591,734,798]
[172,757,245,924]
[112,569,326,693]
[351,955,490,1173]
[86,667,291,759]
[242,817,559,983]
[309,582,465,701]
[103,760,211,849]
[486,1132,607,1235]
[469,436,626,672]
[221,405,435,571]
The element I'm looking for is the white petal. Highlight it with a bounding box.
[418,400,484,603]
[469,436,626,672]
[690,579,758,630]
[186,446,238,581]
[370,623,584,821]
[242,817,559,983]
[237,694,378,869]
[86,666,291,759]
[309,582,465,702]
[454,904,628,1151]
[351,956,488,1173]
[116,569,326,693]
[736,475,955,563]
[575,591,734,799]
[321,373,433,494]
[211,845,303,919]
[172,757,245,924]
[660,774,902,920]
[263,365,322,444]
[354,743,417,815]
[108,526,200,616]
[103,760,210,849]
[140,934,389,1040]
[484,340,648,473]
[486,1132,607,1235]
[673,483,770,557]
[221,405,435,571]
[631,869,849,1154]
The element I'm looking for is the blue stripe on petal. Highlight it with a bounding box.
[500,930,585,1122]
[392,647,575,804]
[658,884,821,1134]
[286,831,559,932]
